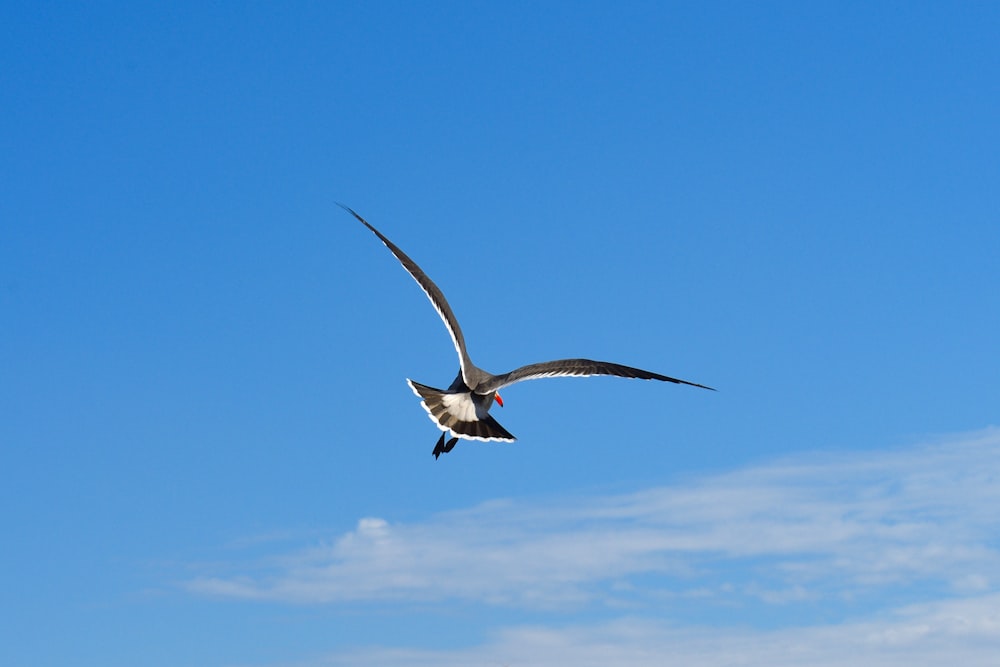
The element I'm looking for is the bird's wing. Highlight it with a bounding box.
[479,358,715,393]
[341,205,474,382]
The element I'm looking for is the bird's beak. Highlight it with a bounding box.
[495,392,504,408]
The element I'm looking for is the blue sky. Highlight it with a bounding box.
[2,2,999,665]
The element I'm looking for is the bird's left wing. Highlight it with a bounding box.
[479,358,715,393]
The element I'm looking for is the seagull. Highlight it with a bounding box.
[342,205,714,458]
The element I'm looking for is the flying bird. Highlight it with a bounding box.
[342,205,714,458]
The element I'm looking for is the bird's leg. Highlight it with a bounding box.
[432,433,459,459]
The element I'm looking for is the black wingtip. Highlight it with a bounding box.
[336,202,364,223]
[338,203,390,244]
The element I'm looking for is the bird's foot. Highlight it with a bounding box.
[432,433,459,459]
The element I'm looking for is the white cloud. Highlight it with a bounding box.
[299,593,1000,667]
[187,427,1000,610]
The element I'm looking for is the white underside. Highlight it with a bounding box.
[440,391,479,422]
[406,380,512,443]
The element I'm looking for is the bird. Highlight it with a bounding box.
[341,204,714,458]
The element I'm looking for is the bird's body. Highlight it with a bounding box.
[342,205,713,457]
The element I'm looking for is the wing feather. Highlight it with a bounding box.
[480,358,715,393]
[342,205,474,382]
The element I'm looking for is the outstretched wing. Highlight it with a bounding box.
[342,204,474,383]
[479,358,715,393]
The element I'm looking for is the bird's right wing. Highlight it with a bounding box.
[342,205,474,383]
[479,358,715,393]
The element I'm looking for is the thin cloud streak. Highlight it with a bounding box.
[307,593,1000,667]
[186,428,1000,610]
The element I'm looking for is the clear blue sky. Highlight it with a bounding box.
[3,2,999,665]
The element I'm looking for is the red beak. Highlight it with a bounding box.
[495,392,504,408]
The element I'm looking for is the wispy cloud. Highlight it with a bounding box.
[187,428,1000,612]
[306,593,1000,667]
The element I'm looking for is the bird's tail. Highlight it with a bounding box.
[407,380,516,442]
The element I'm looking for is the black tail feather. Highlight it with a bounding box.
[408,379,516,442]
